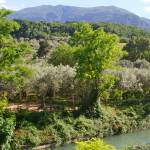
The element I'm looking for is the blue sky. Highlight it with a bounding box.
[1,0,150,19]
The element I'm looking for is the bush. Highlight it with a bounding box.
[14,120,41,146]
[40,125,57,143]
[124,145,150,150]
[75,138,116,150]
[0,115,17,150]
[143,103,150,115]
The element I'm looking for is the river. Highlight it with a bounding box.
[51,129,150,150]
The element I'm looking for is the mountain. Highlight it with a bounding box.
[8,5,150,31]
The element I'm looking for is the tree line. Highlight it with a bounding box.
[11,19,150,40]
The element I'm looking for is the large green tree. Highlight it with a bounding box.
[48,44,76,67]
[123,36,150,61]
[0,9,32,96]
[72,22,126,111]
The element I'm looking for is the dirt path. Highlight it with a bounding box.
[5,101,78,112]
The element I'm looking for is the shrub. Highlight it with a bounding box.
[124,145,150,150]
[143,103,150,115]
[40,125,57,143]
[53,120,73,144]
[14,121,41,146]
[75,138,116,150]
[0,115,16,150]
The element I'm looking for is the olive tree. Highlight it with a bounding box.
[24,63,76,106]
[105,68,150,103]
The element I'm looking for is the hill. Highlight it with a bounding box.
[8,5,150,31]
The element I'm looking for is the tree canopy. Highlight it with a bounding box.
[123,36,150,61]
[48,44,76,67]
[0,9,33,94]
[70,22,126,110]
[37,40,51,58]
[11,19,150,40]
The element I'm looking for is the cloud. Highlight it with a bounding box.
[144,6,150,11]
[0,4,20,10]
[0,0,6,4]
[142,0,150,3]
[0,3,24,10]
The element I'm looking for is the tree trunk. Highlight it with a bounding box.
[80,89,99,113]
[72,94,75,104]
[40,95,45,107]
[53,91,56,102]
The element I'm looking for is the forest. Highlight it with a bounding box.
[0,8,150,150]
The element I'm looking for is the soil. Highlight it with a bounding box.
[5,101,79,112]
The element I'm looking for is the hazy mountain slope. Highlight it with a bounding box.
[8,5,150,31]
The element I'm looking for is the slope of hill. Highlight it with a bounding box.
[8,5,150,31]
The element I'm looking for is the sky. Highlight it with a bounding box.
[1,0,150,19]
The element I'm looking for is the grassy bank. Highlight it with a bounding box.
[1,102,149,149]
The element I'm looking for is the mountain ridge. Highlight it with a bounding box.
[8,5,150,31]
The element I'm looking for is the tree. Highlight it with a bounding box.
[24,63,76,106]
[37,40,51,58]
[0,9,33,149]
[0,9,33,97]
[72,22,126,111]
[123,36,150,61]
[48,44,76,67]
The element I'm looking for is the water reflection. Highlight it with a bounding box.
[51,129,150,150]
[104,129,150,149]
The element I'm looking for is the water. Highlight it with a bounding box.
[51,129,150,150]
[104,129,150,149]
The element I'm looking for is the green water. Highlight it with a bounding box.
[51,129,150,150]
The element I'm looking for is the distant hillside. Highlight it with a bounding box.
[8,5,150,31]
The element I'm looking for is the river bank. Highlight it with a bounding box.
[27,129,150,150]
[11,102,150,150]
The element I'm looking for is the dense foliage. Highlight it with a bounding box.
[0,9,33,149]
[11,19,150,40]
[0,9,33,97]
[0,114,16,150]
[0,8,149,150]
[5,102,150,149]
[75,138,116,150]
[123,36,150,61]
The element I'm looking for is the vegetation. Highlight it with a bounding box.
[124,145,150,150]
[8,5,150,32]
[75,138,116,150]
[0,8,150,150]
[2,103,150,149]
[11,19,150,40]
[48,44,76,67]
[36,40,52,58]
[0,8,33,150]
[0,9,33,100]
[70,22,126,111]
[123,36,150,61]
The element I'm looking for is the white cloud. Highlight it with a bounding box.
[0,0,6,4]
[0,4,19,10]
[144,6,150,11]
[0,3,24,11]
[142,0,150,3]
